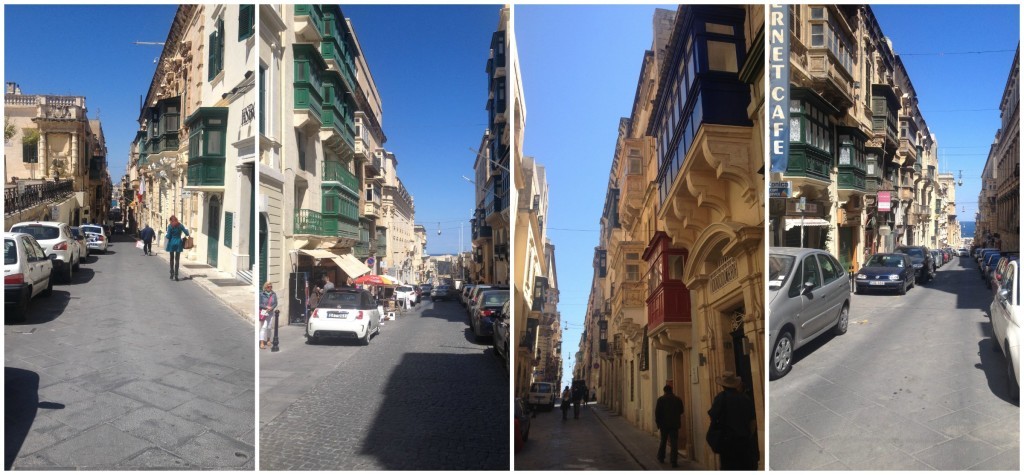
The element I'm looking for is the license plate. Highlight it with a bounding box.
[870,281,886,286]
[325,311,346,319]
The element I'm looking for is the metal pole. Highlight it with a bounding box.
[271,309,280,352]
[800,214,805,248]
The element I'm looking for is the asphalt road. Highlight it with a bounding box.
[258,297,510,470]
[5,233,255,470]
[769,255,1019,470]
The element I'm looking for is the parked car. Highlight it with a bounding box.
[855,253,914,295]
[459,284,476,307]
[4,232,55,321]
[514,398,531,453]
[493,300,511,371]
[983,252,1005,281]
[978,248,1000,267]
[895,245,935,283]
[958,248,970,257]
[69,226,90,260]
[113,222,125,234]
[419,284,433,295]
[989,255,1020,292]
[990,260,1020,400]
[394,285,417,307]
[9,221,80,283]
[470,289,511,340]
[527,381,557,411]
[79,224,109,254]
[769,248,850,379]
[430,285,455,301]
[306,288,382,345]
[466,285,501,321]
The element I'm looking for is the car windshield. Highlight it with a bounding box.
[866,255,905,268]
[4,239,17,265]
[530,383,551,393]
[10,225,59,241]
[396,286,413,293]
[768,255,796,290]
[81,225,103,235]
[318,292,362,309]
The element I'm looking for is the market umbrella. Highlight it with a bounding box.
[353,274,398,286]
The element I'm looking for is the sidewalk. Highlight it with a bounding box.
[137,239,255,322]
[587,403,704,471]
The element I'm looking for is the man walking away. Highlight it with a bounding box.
[572,385,583,419]
[561,386,572,421]
[140,223,155,256]
[708,372,757,470]
[655,384,684,467]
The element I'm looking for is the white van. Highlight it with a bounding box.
[527,381,556,411]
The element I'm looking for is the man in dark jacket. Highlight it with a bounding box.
[708,372,757,470]
[655,384,684,467]
[140,224,156,256]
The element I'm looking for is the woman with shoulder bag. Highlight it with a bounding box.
[259,281,278,349]
[165,215,191,281]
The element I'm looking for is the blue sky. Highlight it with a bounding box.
[518,5,1019,389]
[872,5,1019,227]
[4,4,499,256]
[343,5,500,255]
[5,4,178,182]
[517,5,674,388]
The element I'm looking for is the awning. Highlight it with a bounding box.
[296,249,371,278]
[785,218,830,231]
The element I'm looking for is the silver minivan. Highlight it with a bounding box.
[769,247,851,379]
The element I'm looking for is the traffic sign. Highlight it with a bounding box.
[366,257,375,267]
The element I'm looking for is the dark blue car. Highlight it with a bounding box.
[855,253,915,295]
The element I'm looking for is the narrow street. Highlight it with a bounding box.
[258,297,509,470]
[515,402,704,471]
[4,233,255,470]
[769,255,1019,470]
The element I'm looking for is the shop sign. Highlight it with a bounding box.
[240,104,255,126]
[768,4,791,173]
[769,181,791,198]
[786,199,823,217]
[878,191,892,212]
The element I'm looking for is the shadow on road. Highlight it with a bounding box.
[976,328,1019,406]
[4,289,71,326]
[5,367,65,470]
[65,267,96,285]
[419,302,467,324]
[360,352,508,470]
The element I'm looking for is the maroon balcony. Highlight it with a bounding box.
[643,231,691,329]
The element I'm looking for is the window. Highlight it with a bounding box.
[810,6,824,19]
[208,18,225,80]
[627,264,640,282]
[668,255,684,281]
[22,142,37,163]
[238,4,255,41]
[818,254,840,284]
[707,41,738,72]
[811,24,824,47]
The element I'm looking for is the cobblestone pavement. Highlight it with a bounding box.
[5,234,255,470]
[259,298,509,470]
[769,256,1019,470]
[515,402,703,470]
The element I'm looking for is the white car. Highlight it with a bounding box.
[69,227,91,260]
[991,260,1020,401]
[79,224,109,253]
[526,381,557,411]
[394,285,416,308]
[9,221,80,283]
[4,232,54,321]
[307,288,381,345]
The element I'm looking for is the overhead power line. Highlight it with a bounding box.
[900,48,1016,56]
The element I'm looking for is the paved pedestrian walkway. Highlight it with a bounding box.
[136,237,255,321]
[588,403,704,471]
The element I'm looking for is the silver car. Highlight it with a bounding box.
[769,247,851,379]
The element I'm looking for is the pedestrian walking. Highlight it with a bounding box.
[572,385,583,419]
[655,384,684,467]
[164,216,190,281]
[591,386,597,403]
[259,281,278,349]
[139,223,155,256]
[707,372,758,470]
[561,386,572,421]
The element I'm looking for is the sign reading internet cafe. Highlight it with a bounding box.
[768,4,790,174]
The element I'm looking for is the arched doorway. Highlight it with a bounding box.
[207,195,221,267]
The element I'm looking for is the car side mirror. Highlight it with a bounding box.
[802,281,815,295]
[999,288,1010,302]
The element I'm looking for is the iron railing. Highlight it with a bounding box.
[5,180,74,215]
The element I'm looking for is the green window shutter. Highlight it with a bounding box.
[238,4,255,41]
[224,211,234,248]
[217,19,225,75]
[208,30,218,80]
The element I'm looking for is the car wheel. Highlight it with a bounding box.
[770,331,794,379]
[854,285,861,295]
[13,289,30,322]
[898,280,907,295]
[40,276,53,298]
[833,305,849,335]
[361,328,371,345]
[306,334,319,345]
[73,255,80,271]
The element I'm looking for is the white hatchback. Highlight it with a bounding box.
[991,260,1020,400]
[4,232,54,321]
[307,288,382,345]
[9,221,80,283]
[79,224,109,253]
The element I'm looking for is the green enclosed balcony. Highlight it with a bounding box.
[785,145,832,183]
[320,91,355,151]
[294,208,336,237]
[376,229,387,254]
[293,5,325,42]
[320,36,357,90]
[322,161,359,196]
[185,107,228,187]
[294,44,326,127]
[836,127,867,193]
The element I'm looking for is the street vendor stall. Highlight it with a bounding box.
[353,274,402,319]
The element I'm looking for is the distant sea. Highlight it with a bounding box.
[961,221,975,239]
